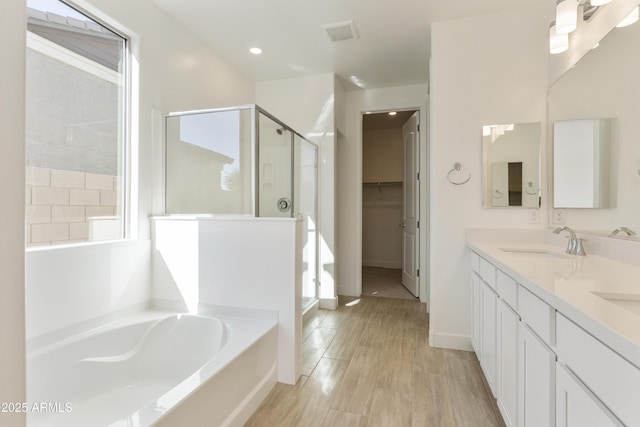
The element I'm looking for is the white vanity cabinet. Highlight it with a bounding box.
[480,280,498,395]
[468,242,640,427]
[497,298,518,427]
[517,283,556,427]
[518,323,555,427]
[471,273,481,353]
[556,313,639,426]
[555,363,622,427]
[470,251,556,427]
[470,251,498,395]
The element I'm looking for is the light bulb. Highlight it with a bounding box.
[549,22,569,54]
[556,0,578,34]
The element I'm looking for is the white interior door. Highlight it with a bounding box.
[401,112,419,297]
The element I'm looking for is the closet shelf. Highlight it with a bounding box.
[363,181,402,186]
[363,201,402,208]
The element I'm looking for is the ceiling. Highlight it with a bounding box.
[151,0,543,90]
[363,111,416,131]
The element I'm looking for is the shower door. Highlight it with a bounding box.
[257,112,293,217]
[294,136,318,310]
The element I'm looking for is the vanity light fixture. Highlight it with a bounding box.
[249,47,262,55]
[549,21,569,54]
[616,6,639,27]
[556,0,578,34]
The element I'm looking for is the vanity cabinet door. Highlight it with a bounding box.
[518,323,555,427]
[480,280,498,396]
[556,363,623,427]
[497,299,518,427]
[471,273,481,353]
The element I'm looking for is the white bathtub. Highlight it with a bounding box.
[27,310,278,427]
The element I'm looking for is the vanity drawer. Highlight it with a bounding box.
[470,251,480,274]
[517,284,554,345]
[497,269,517,310]
[479,257,497,290]
[556,313,640,426]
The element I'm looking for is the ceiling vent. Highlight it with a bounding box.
[322,20,359,43]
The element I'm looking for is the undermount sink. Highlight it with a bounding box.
[592,291,640,316]
[499,248,566,258]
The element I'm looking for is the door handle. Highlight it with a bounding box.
[277,197,291,212]
[399,223,406,228]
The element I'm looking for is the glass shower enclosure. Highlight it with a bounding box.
[164,105,318,312]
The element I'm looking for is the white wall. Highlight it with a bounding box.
[0,0,26,425]
[26,241,151,339]
[23,0,255,342]
[339,84,429,300]
[429,7,548,350]
[362,184,403,269]
[152,217,302,385]
[363,128,404,183]
[256,73,338,307]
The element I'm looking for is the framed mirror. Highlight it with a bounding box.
[548,20,640,234]
[482,122,541,208]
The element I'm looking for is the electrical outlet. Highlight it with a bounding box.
[554,209,564,224]
[528,208,540,224]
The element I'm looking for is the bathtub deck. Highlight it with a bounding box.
[245,295,503,426]
[30,381,172,427]
[27,309,278,427]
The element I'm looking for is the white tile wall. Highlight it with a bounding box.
[26,166,119,246]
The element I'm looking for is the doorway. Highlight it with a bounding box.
[361,110,419,299]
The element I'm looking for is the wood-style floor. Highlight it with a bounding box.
[362,267,416,300]
[245,296,504,426]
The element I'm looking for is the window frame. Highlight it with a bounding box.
[25,0,132,249]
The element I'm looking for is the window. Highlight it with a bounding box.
[25,0,127,246]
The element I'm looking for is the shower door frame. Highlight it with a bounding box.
[254,105,320,309]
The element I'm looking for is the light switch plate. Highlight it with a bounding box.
[528,208,540,224]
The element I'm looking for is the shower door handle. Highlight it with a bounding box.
[278,197,291,212]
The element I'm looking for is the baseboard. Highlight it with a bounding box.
[428,329,474,352]
[319,297,338,310]
[302,299,319,321]
[362,260,402,269]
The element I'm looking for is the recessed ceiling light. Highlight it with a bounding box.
[249,47,262,55]
[388,111,397,116]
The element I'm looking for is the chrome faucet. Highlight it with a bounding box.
[608,227,636,237]
[553,226,586,256]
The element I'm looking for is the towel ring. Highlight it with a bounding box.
[526,182,539,195]
[493,189,503,199]
[447,162,471,185]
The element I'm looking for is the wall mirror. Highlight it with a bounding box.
[548,19,640,234]
[482,122,541,208]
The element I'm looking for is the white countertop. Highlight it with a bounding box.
[467,236,640,369]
